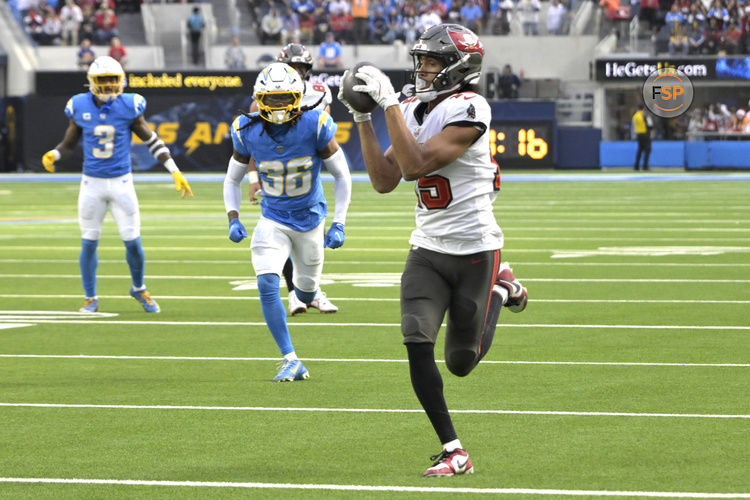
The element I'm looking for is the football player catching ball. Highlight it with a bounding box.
[338,24,529,477]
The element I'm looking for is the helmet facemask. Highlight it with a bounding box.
[256,90,302,124]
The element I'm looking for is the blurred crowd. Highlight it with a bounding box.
[601,0,750,55]
[248,0,572,47]
[687,100,750,134]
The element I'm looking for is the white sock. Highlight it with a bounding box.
[132,284,146,292]
[494,285,509,304]
[284,352,298,362]
[443,439,462,452]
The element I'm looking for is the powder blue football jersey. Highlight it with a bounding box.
[65,92,146,178]
[231,110,337,231]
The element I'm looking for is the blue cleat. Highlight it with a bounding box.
[273,359,310,382]
[130,287,160,313]
[79,297,99,313]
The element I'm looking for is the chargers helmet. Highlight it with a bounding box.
[87,56,125,102]
[253,62,304,124]
[277,43,314,80]
[409,24,484,103]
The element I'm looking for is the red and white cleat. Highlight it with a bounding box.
[423,448,474,477]
[494,262,528,313]
[308,290,338,313]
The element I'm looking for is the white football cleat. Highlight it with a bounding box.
[288,291,307,316]
[308,290,338,313]
[423,448,474,477]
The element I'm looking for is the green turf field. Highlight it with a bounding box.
[0,174,748,499]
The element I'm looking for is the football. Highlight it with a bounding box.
[340,62,378,114]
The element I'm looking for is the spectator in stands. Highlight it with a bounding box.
[707,0,730,27]
[94,4,118,44]
[187,6,205,64]
[547,0,567,34]
[78,4,95,42]
[686,3,707,28]
[498,0,515,34]
[382,7,404,43]
[704,17,724,53]
[328,0,350,16]
[261,6,283,45]
[417,5,443,34]
[687,108,706,136]
[741,6,750,53]
[665,4,688,54]
[688,21,706,52]
[108,36,127,67]
[724,20,742,53]
[498,64,521,98]
[317,31,343,68]
[461,0,484,33]
[330,6,354,43]
[41,7,63,45]
[23,6,45,44]
[298,10,316,44]
[60,0,83,46]
[632,105,653,171]
[77,37,95,70]
[369,6,388,43]
[225,36,247,69]
[402,4,420,43]
[520,0,542,35]
[281,8,300,45]
[351,0,369,44]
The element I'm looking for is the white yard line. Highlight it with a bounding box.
[1,354,747,368]
[0,402,748,419]
[2,295,750,305]
[2,274,750,283]
[0,318,749,329]
[0,478,747,498]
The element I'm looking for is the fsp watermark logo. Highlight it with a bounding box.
[642,67,694,118]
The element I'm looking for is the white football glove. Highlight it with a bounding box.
[353,65,400,111]
[337,71,371,123]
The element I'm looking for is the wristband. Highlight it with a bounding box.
[164,158,178,173]
[248,170,259,183]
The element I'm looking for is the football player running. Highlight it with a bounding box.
[224,62,351,382]
[250,43,338,317]
[42,56,193,314]
[338,24,528,476]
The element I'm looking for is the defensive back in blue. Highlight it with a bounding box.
[65,92,146,178]
[231,110,337,230]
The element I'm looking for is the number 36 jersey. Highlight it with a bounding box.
[65,92,146,178]
[400,92,503,255]
[231,110,337,232]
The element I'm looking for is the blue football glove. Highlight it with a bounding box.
[228,218,247,243]
[324,222,345,249]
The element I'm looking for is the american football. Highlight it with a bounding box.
[340,61,378,114]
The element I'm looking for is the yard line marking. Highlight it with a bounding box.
[1,403,748,419]
[0,318,749,330]
[3,259,750,268]
[1,318,749,330]
[2,354,747,368]
[1,295,749,305]
[3,274,750,284]
[0,478,748,498]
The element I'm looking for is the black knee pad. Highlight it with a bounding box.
[445,349,477,377]
[401,313,434,343]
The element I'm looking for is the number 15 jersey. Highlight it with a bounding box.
[65,92,146,178]
[400,92,503,255]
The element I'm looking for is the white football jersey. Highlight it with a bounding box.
[302,80,332,111]
[400,92,503,255]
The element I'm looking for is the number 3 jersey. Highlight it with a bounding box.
[65,92,146,178]
[400,92,503,255]
[231,110,337,232]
